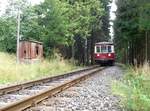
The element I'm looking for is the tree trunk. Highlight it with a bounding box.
[90,32,95,65]
[145,31,148,62]
[84,38,87,65]
[71,42,75,63]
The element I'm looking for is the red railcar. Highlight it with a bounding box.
[94,42,115,65]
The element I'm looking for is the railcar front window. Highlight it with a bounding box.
[101,45,107,53]
[108,46,112,52]
[96,47,100,53]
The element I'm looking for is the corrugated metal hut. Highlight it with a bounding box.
[19,40,43,63]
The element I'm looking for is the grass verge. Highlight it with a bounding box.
[0,52,80,84]
[112,63,150,111]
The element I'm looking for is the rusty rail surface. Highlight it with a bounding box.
[0,67,104,111]
[0,66,98,95]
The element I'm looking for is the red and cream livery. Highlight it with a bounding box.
[94,42,115,65]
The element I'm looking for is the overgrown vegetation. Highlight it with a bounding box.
[113,1,150,109]
[113,64,150,111]
[0,52,80,84]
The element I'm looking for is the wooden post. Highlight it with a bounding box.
[16,7,21,63]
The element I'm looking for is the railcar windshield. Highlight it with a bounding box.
[95,45,114,53]
[101,45,107,53]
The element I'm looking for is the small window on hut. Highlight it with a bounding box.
[24,50,26,55]
[24,50,27,58]
[24,50,26,54]
[36,46,39,56]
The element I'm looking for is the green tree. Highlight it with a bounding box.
[0,0,36,52]
[114,0,150,64]
[0,0,110,64]
[0,18,16,52]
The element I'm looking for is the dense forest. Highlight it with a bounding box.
[0,0,111,65]
[114,0,150,64]
[0,0,149,65]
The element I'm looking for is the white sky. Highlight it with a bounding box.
[109,0,117,39]
[110,0,117,20]
[0,0,43,15]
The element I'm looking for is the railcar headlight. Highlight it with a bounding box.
[108,53,111,57]
[97,54,100,57]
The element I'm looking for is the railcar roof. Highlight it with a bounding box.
[95,42,113,45]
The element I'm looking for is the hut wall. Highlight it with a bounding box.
[19,40,43,62]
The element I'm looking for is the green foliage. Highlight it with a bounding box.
[0,0,108,60]
[67,0,104,38]
[139,2,150,31]
[0,18,16,52]
[114,0,150,63]
[0,0,36,52]
[36,0,104,55]
[112,65,150,111]
[100,0,111,39]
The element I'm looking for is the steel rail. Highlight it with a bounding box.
[0,67,104,111]
[0,66,98,95]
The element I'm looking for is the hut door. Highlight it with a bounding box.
[24,50,27,58]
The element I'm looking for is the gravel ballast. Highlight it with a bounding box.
[29,66,124,111]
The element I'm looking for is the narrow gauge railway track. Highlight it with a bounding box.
[0,66,104,111]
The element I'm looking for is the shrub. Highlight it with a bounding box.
[112,63,150,111]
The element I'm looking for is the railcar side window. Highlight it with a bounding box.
[96,47,100,53]
[101,45,107,53]
[108,46,112,52]
[112,45,114,52]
